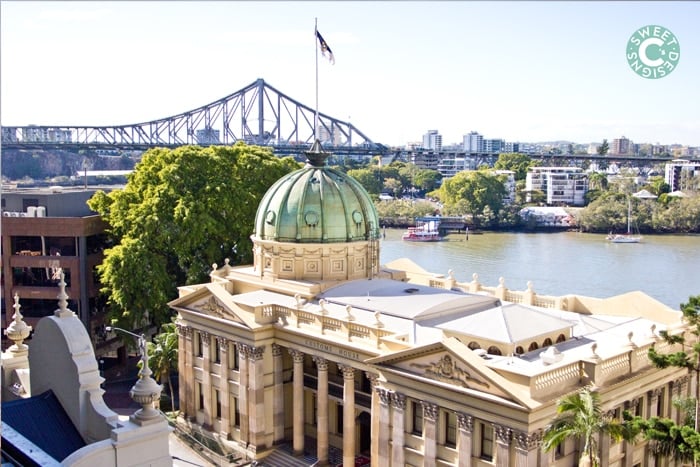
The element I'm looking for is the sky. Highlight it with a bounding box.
[2,1,699,148]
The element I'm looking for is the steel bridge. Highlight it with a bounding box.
[0,78,388,157]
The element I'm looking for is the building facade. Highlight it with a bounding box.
[463,131,483,153]
[1,187,108,336]
[422,130,443,152]
[664,159,700,192]
[525,167,588,206]
[169,143,692,467]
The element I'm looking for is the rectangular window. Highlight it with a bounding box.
[657,389,665,417]
[215,390,222,419]
[635,397,644,417]
[445,411,457,448]
[233,397,240,427]
[555,441,564,459]
[412,401,423,435]
[196,332,203,357]
[213,338,221,364]
[231,342,239,370]
[480,423,493,461]
[198,382,204,410]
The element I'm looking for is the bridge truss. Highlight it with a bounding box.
[1,78,386,156]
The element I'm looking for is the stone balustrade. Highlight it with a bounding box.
[530,339,681,399]
[254,302,396,349]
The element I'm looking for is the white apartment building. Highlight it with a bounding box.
[525,167,588,206]
[422,130,443,151]
[463,131,483,153]
[665,159,700,192]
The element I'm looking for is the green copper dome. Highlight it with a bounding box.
[254,143,379,243]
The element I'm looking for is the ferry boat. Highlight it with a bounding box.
[402,220,442,242]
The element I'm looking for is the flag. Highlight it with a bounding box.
[316,30,335,65]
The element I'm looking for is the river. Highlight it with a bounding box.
[379,229,700,309]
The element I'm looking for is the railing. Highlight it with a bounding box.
[253,302,399,350]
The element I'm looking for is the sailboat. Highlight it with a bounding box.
[606,197,641,243]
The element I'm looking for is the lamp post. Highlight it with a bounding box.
[106,326,163,424]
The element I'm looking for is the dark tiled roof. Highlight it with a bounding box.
[2,390,86,461]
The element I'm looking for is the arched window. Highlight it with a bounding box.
[468,341,481,350]
[487,346,502,356]
[528,342,539,352]
[515,346,524,355]
[543,338,553,347]
[556,334,566,343]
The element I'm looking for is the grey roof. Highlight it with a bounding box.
[434,303,573,344]
[319,278,501,320]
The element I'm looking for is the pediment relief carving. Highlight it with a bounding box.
[410,354,490,390]
[192,296,246,326]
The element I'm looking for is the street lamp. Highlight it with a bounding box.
[105,326,163,424]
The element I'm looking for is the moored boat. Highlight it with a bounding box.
[402,220,442,242]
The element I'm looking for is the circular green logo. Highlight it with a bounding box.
[627,25,680,79]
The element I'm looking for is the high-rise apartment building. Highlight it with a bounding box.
[611,136,632,155]
[463,131,483,153]
[422,130,442,151]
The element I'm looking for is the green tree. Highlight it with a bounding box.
[347,167,383,194]
[542,387,629,466]
[647,176,671,196]
[88,144,300,329]
[597,139,609,156]
[436,170,506,227]
[383,177,403,198]
[587,171,608,191]
[493,153,536,181]
[147,320,179,411]
[413,168,442,192]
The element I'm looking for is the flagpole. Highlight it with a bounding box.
[314,17,319,142]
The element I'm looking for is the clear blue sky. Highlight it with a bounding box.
[2,1,698,147]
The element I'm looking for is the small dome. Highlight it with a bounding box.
[254,147,379,244]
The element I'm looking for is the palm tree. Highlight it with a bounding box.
[542,386,628,466]
[147,320,179,412]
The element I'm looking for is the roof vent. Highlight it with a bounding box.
[404,288,419,294]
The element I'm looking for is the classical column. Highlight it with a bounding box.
[365,372,380,464]
[339,364,356,467]
[391,392,406,467]
[647,388,662,467]
[218,337,230,439]
[176,325,191,419]
[313,356,329,465]
[422,402,439,467]
[622,400,639,467]
[238,343,249,447]
[201,331,212,428]
[249,345,266,452]
[513,430,541,467]
[289,349,305,456]
[456,413,473,467]
[376,388,392,467]
[493,424,512,467]
[272,344,284,444]
[671,379,681,422]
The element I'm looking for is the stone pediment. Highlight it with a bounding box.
[168,284,255,329]
[367,338,539,409]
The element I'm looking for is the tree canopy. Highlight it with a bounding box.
[493,152,538,181]
[434,170,506,226]
[88,143,300,329]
